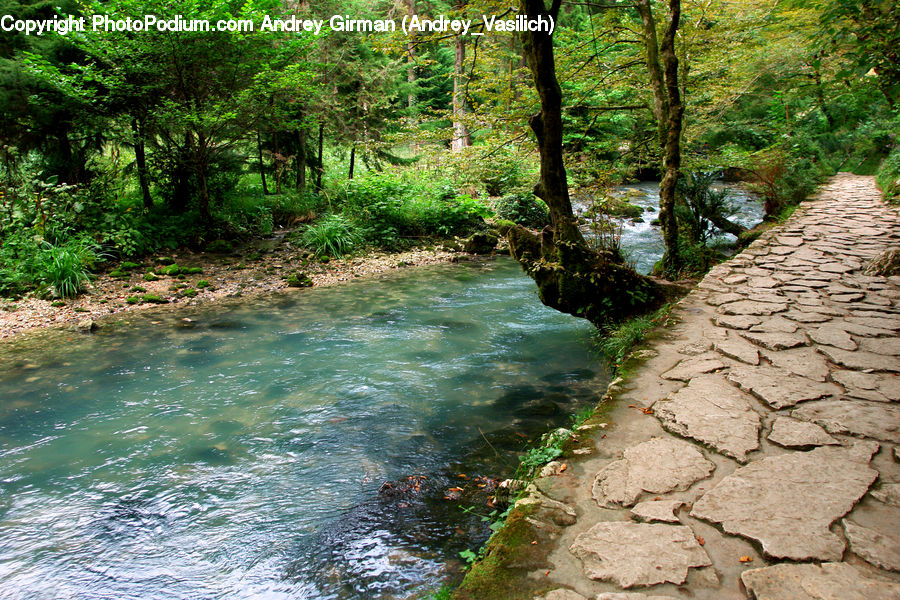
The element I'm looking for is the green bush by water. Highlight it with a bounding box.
[490,192,550,229]
[339,173,491,248]
[299,214,362,258]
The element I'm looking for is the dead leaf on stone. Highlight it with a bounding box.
[697,536,706,546]
[740,556,753,563]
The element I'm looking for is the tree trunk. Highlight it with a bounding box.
[195,135,212,223]
[257,130,269,195]
[451,31,470,151]
[508,0,670,327]
[273,131,282,195]
[407,0,417,110]
[315,122,324,192]
[295,128,306,194]
[348,145,356,179]
[637,0,682,276]
[131,116,153,209]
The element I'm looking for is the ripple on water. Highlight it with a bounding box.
[0,258,604,599]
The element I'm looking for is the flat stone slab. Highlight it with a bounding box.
[832,369,900,403]
[846,315,900,331]
[748,315,799,333]
[592,437,714,507]
[741,562,900,600]
[714,331,760,365]
[727,365,840,409]
[690,444,878,560]
[739,330,806,350]
[872,483,900,506]
[720,300,788,316]
[569,522,711,588]
[654,374,760,462]
[808,325,857,350]
[630,499,684,523]
[783,310,832,324]
[768,416,839,448]
[715,314,763,330]
[859,336,900,356]
[660,352,725,381]
[764,346,831,381]
[792,400,900,442]
[844,519,900,572]
[817,346,900,372]
[706,292,744,306]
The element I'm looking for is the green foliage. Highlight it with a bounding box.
[340,173,490,248]
[675,171,737,244]
[877,148,900,204]
[427,584,455,600]
[38,237,102,299]
[596,304,673,368]
[299,214,362,258]
[490,192,550,229]
[196,279,211,288]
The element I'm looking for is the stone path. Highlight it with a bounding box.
[516,175,900,599]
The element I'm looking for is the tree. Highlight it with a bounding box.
[508,0,672,327]
[636,0,683,276]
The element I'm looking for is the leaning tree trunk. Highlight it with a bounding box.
[509,0,670,327]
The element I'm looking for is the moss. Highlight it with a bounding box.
[180,288,198,298]
[125,296,140,305]
[452,503,551,600]
[120,261,140,270]
[286,272,313,288]
[50,300,66,307]
[143,273,160,282]
[182,266,203,275]
[73,306,87,313]
[108,269,129,279]
[141,294,167,304]
[129,286,147,293]
[196,279,211,288]
[155,256,175,265]
[161,264,181,276]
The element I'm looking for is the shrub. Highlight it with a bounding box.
[38,237,101,298]
[340,173,489,248]
[491,192,550,229]
[299,214,362,258]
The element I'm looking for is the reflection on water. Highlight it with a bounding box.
[0,257,603,599]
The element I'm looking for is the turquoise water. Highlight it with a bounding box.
[0,257,603,599]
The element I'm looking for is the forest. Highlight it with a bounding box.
[0,0,896,312]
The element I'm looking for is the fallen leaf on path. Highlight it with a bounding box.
[740,556,753,563]
[697,536,705,546]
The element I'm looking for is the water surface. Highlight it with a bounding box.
[0,257,603,599]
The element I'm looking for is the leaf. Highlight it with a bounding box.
[739,556,753,563]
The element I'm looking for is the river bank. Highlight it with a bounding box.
[0,238,485,339]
